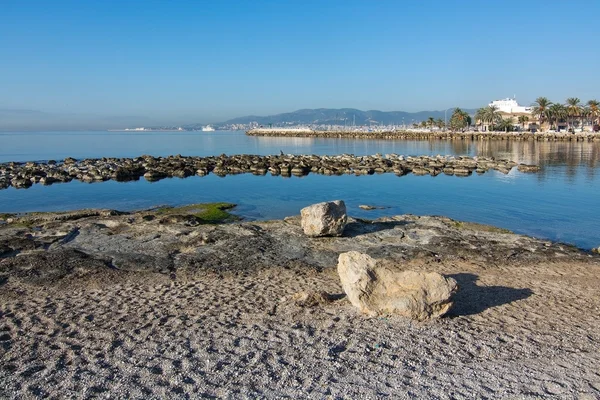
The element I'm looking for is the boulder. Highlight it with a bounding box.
[337,251,458,320]
[300,200,347,237]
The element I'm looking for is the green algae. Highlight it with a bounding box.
[154,202,240,224]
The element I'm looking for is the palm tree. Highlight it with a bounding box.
[548,103,567,130]
[581,106,590,131]
[449,108,470,131]
[427,117,435,130]
[420,121,427,128]
[435,118,445,130]
[482,105,500,131]
[474,107,486,131]
[497,117,516,132]
[587,99,600,128]
[518,115,530,130]
[531,97,553,131]
[565,97,582,131]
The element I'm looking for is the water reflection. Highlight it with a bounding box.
[468,140,599,183]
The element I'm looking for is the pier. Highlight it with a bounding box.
[247,129,600,142]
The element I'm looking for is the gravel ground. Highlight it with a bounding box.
[1,211,599,399]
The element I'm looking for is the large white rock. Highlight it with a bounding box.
[337,251,458,320]
[300,200,347,237]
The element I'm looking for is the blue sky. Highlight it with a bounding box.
[1,0,599,128]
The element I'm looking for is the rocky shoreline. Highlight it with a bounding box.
[247,128,600,142]
[0,153,539,190]
[1,205,599,398]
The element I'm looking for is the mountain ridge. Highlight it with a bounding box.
[207,108,478,128]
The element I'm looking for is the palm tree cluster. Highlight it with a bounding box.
[475,97,600,132]
[474,105,502,131]
[449,108,471,131]
[418,117,445,130]
[531,97,600,131]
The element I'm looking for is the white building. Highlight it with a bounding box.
[489,98,532,114]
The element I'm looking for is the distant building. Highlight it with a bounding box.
[489,98,532,114]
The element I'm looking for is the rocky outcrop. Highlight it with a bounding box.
[0,153,534,190]
[301,201,347,237]
[337,251,458,320]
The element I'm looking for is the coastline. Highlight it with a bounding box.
[247,129,600,142]
[1,206,599,398]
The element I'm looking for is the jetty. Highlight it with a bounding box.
[247,129,600,142]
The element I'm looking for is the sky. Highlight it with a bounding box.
[1,0,599,129]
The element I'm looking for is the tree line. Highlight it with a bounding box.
[416,98,600,132]
[475,97,600,132]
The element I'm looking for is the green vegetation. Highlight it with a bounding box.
[155,202,240,224]
[531,97,552,129]
[449,108,471,131]
[497,117,516,132]
[0,213,15,221]
[452,220,512,234]
[475,105,501,131]
[518,115,529,129]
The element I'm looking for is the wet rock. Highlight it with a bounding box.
[300,200,347,237]
[337,251,458,320]
[144,171,168,182]
[359,205,387,211]
[518,164,541,173]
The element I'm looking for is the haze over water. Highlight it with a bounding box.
[0,130,598,249]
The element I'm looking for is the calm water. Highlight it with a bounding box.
[1,131,599,249]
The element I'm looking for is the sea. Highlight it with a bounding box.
[0,130,598,249]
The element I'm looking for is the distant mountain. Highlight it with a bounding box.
[216,108,477,127]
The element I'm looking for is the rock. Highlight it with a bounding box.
[300,200,347,237]
[292,291,334,307]
[0,153,536,190]
[337,251,458,320]
[518,164,541,173]
[359,205,387,211]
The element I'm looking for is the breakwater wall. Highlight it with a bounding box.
[247,129,600,142]
[0,154,539,190]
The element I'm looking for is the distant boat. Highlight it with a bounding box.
[202,125,215,132]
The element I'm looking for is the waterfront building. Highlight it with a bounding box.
[479,98,539,132]
[489,98,532,114]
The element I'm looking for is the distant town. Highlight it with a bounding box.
[115,97,600,133]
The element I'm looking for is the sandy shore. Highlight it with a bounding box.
[1,209,599,398]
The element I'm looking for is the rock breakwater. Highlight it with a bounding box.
[247,129,600,142]
[0,153,537,190]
